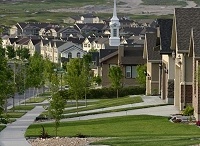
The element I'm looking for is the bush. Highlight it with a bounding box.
[196,121,200,126]
[183,106,194,116]
[59,86,145,99]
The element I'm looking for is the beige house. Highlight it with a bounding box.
[143,32,161,96]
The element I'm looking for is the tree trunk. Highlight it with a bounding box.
[85,88,87,107]
[33,87,35,102]
[117,89,119,98]
[76,98,78,114]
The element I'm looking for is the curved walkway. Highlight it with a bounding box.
[0,106,45,146]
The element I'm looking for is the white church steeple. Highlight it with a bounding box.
[109,0,120,46]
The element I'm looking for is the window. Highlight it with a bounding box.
[77,52,80,58]
[68,52,72,58]
[125,66,131,78]
[109,64,117,68]
[84,44,87,47]
[125,66,138,78]
[88,44,91,48]
[113,29,117,37]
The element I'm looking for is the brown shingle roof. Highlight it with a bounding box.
[175,8,200,52]
[191,28,200,58]
[145,33,161,62]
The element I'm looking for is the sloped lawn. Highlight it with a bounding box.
[26,115,200,146]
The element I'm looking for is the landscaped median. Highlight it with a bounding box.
[26,115,200,146]
[39,96,143,119]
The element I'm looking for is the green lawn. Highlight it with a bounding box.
[26,115,200,146]
[23,97,47,104]
[2,111,26,118]
[142,0,187,6]
[10,105,35,111]
[42,96,143,116]
[62,104,168,119]
[0,125,6,131]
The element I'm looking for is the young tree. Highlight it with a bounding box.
[43,58,55,91]
[82,54,92,107]
[66,58,85,113]
[136,64,147,87]
[49,92,65,136]
[6,46,16,59]
[108,66,123,98]
[27,52,44,99]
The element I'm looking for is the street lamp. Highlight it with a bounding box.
[23,59,29,106]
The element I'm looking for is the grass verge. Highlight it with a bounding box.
[0,125,6,131]
[64,96,143,114]
[23,97,48,104]
[26,115,200,146]
[41,96,143,116]
[2,111,26,118]
[10,105,35,111]
[62,104,169,119]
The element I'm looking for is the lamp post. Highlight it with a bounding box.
[23,59,28,106]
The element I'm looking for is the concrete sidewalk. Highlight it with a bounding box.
[64,95,167,116]
[0,106,45,146]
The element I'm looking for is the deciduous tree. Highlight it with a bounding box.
[108,66,123,98]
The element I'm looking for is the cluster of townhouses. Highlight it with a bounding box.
[1,13,157,87]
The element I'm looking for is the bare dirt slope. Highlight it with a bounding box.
[49,0,198,15]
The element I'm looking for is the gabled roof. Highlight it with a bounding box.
[174,8,200,52]
[99,49,118,59]
[66,37,85,45]
[157,19,173,54]
[189,28,200,58]
[81,13,97,18]
[144,33,161,62]
[9,38,18,44]
[58,41,84,53]
[99,50,118,63]
[31,39,41,45]
[121,45,146,65]
[16,38,30,45]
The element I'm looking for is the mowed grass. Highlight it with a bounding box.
[10,105,35,111]
[142,0,187,6]
[23,97,48,103]
[2,111,26,118]
[0,125,6,131]
[26,115,200,146]
[41,96,143,116]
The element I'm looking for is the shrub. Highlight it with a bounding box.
[183,106,194,116]
[196,121,200,126]
[59,86,145,99]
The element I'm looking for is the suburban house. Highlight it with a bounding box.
[60,41,86,66]
[9,22,60,36]
[157,19,174,104]
[82,37,96,52]
[77,14,102,24]
[143,32,161,96]
[100,45,146,87]
[171,8,199,118]
[39,26,81,38]
[74,23,108,36]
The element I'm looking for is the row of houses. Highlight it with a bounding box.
[9,18,156,38]
[143,8,200,122]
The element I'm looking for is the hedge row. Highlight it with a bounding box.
[59,86,145,99]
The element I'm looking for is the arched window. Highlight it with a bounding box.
[68,52,72,58]
[77,52,80,58]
